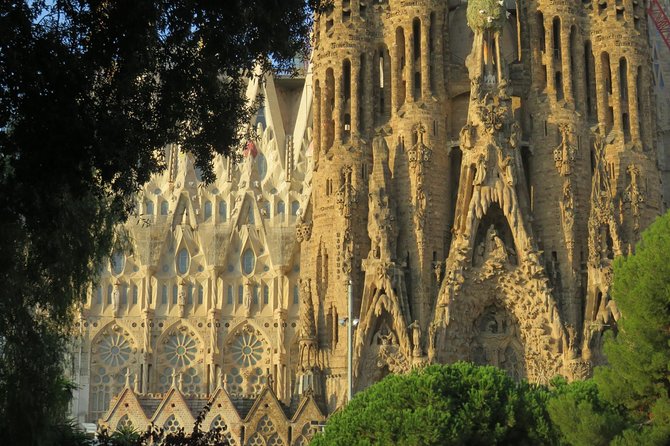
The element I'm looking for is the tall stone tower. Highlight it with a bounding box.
[306,0,663,412]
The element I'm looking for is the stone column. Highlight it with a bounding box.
[628,62,640,144]
[561,23,573,103]
[392,40,402,113]
[406,25,414,103]
[421,17,431,99]
[321,70,331,151]
[351,56,360,138]
[334,65,342,146]
[273,308,288,402]
[314,78,321,155]
[573,38,587,115]
[545,18,556,96]
[364,51,374,133]
[611,59,623,137]
[594,52,608,131]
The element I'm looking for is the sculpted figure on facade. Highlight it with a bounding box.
[74,0,665,436]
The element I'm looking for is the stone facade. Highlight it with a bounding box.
[70,0,666,438]
[306,0,662,412]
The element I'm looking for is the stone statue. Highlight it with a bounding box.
[243,281,252,317]
[474,154,487,185]
[111,282,120,314]
[509,121,520,149]
[408,320,422,357]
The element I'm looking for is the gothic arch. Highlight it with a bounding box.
[221,320,271,397]
[435,261,565,383]
[471,304,526,380]
[89,321,140,421]
[154,321,205,394]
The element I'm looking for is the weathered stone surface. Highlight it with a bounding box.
[70,1,667,437]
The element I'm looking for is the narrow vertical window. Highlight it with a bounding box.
[172,285,178,305]
[132,285,138,305]
[177,249,190,275]
[227,285,233,305]
[293,285,299,305]
[204,201,212,220]
[162,285,168,305]
[237,285,244,304]
[263,285,270,305]
[198,286,204,305]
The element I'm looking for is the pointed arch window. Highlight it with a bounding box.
[145,200,154,215]
[160,201,169,215]
[293,284,299,305]
[110,252,125,275]
[291,200,300,216]
[276,200,285,216]
[177,248,190,275]
[242,249,256,275]
[204,201,212,220]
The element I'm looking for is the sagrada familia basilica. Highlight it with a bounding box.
[69,0,670,443]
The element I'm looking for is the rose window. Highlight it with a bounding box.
[231,332,264,367]
[99,333,131,367]
[165,333,198,368]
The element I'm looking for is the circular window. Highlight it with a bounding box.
[165,333,198,368]
[110,252,125,275]
[176,248,190,275]
[242,249,255,275]
[232,332,264,367]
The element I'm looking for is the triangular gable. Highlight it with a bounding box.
[101,387,151,429]
[203,387,243,426]
[150,387,196,428]
[243,385,289,424]
[290,392,325,424]
[242,386,290,446]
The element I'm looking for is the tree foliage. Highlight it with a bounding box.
[547,211,670,445]
[311,362,559,446]
[547,377,628,446]
[594,211,670,444]
[0,1,319,444]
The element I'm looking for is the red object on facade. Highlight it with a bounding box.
[244,140,258,158]
[649,0,670,51]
